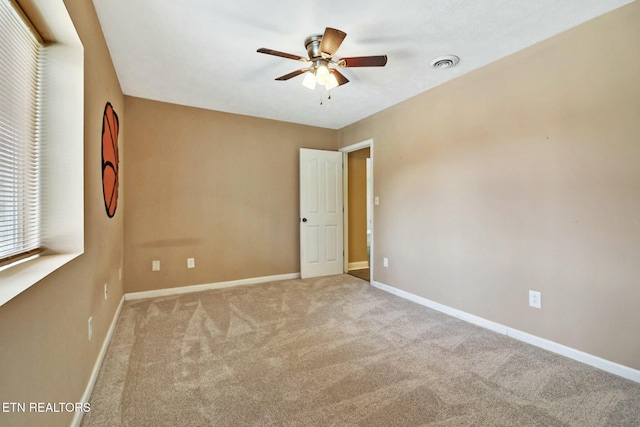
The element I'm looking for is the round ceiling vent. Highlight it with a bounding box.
[431,55,460,69]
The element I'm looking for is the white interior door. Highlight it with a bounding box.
[300,148,344,279]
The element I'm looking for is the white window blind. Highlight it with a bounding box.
[0,0,42,267]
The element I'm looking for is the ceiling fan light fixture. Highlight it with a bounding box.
[302,60,338,91]
[302,72,317,90]
[315,63,331,85]
[325,72,339,90]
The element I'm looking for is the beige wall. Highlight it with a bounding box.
[339,2,640,369]
[348,147,370,265]
[123,97,337,293]
[0,1,125,426]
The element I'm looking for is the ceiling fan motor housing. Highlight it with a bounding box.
[305,35,323,59]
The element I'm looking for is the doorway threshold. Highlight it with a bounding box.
[348,268,370,282]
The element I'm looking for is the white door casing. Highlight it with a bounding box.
[339,139,374,282]
[300,148,344,279]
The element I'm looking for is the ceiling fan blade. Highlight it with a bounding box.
[339,55,388,67]
[275,69,309,81]
[257,48,308,62]
[331,69,349,86]
[319,27,346,57]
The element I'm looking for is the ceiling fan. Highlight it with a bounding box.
[257,27,387,91]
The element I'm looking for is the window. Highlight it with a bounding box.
[0,0,84,306]
[0,0,43,268]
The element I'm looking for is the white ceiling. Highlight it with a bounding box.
[92,0,634,130]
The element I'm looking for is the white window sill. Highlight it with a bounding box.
[0,0,84,308]
[0,253,81,306]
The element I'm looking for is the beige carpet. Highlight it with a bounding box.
[82,274,640,426]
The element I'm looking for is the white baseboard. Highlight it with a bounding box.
[124,272,301,301]
[72,295,125,427]
[370,280,640,384]
[348,261,369,270]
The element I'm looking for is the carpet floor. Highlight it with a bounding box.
[82,274,640,426]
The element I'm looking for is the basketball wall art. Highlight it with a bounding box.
[101,102,119,218]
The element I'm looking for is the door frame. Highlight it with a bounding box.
[339,139,374,280]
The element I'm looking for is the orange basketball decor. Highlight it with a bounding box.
[102,102,119,218]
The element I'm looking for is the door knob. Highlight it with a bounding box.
[302,218,308,222]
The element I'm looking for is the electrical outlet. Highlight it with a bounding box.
[104,283,108,301]
[152,260,160,271]
[383,257,389,267]
[529,290,541,309]
[88,317,93,341]
[187,258,195,269]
